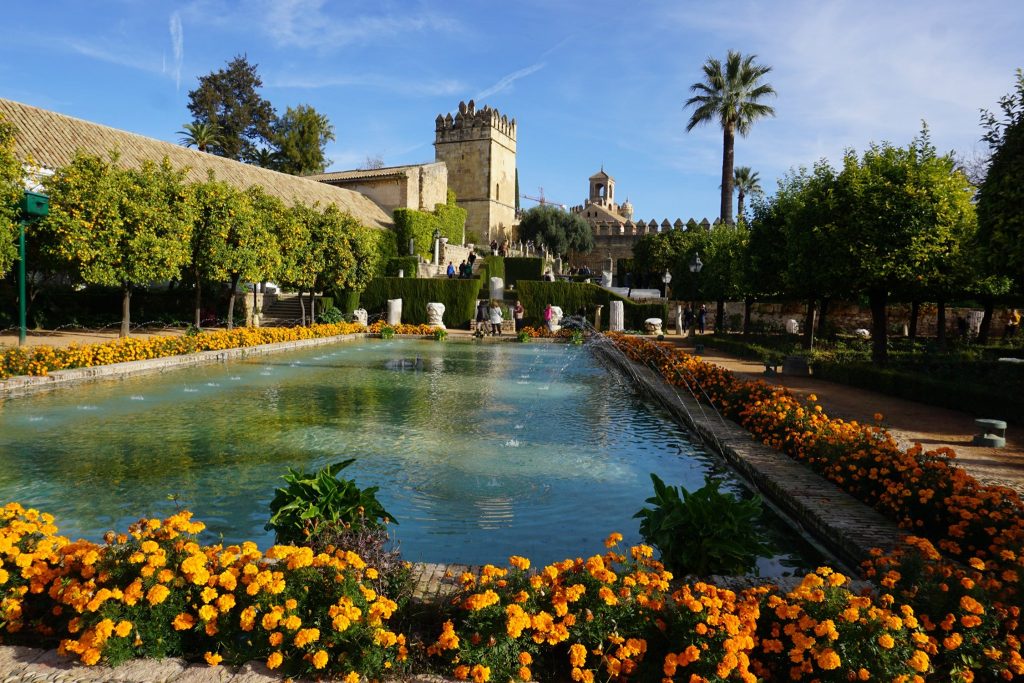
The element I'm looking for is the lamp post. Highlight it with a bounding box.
[689,252,703,335]
[432,228,441,266]
[661,269,672,299]
[17,191,49,346]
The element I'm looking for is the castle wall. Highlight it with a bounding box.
[418,163,449,210]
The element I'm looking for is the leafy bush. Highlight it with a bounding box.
[515,280,667,329]
[476,255,506,295]
[317,305,344,324]
[384,256,420,278]
[432,327,448,341]
[635,474,769,576]
[380,324,395,339]
[266,459,396,545]
[516,329,530,343]
[503,257,543,286]
[392,194,466,258]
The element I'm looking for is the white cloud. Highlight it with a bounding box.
[269,72,465,97]
[475,62,546,101]
[168,11,184,91]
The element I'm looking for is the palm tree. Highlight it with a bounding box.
[733,166,763,222]
[685,51,776,225]
[249,147,282,171]
[176,122,221,153]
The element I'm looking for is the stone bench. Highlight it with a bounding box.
[973,418,1007,448]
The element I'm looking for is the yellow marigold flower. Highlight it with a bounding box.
[114,621,132,638]
[216,593,235,612]
[146,584,170,606]
[604,532,623,548]
[509,555,531,570]
[293,627,320,647]
[269,632,284,646]
[569,643,587,667]
[815,648,841,670]
[266,651,283,670]
[518,666,532,681]
[471,663,491,682]
[344,673,360,683]
[284,614,302,631]
[198,604,218,623]
[518,652,533,666]
[878,633,895,649]
[173,613,195,631]
[200,586,218,603]
[312,649,329,669]
[453,665,470,680]
[909,649,930,672]
[204,651,222,666]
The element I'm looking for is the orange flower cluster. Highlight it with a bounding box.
[0,323,368,380]
[0,503,406,678]
[517,325,573,339]
[610,334,1024,680]
[429,535,931,682]
[366,321,438,336]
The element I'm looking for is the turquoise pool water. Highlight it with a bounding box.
[0,339,822,572]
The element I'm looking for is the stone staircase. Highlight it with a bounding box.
[260,293,306,327]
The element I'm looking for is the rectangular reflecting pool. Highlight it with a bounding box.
[0,339,824,573]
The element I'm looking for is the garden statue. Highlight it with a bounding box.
[548,305,564,332]
[675,304,684,335]
[489,276,504,302]
[386,299,402,326]
[644,318,664,335]
[353,309,368,326]
[600,270,613,287]
[426,302,446,329]
[609,301,624,332]
[785,319,800,334]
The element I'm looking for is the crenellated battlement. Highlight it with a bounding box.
[584,216,718,237]
[435,99,516,143]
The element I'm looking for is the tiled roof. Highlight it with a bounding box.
[0,98,393,230]
[305,164,422,182]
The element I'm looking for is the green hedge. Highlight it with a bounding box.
[392,194,467,259]
[813,361,1024,424]
[360,277,480,327]
[515,281,667,330]
[504,257,543,287]
[333,290,361,314]
[384,256,420,278]
[477,255,506,296]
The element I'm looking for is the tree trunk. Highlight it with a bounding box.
[715,299,725,333]
[720,125,735,225]
[736,189,745,224]
[298,289,306,326]
[908,300,920,342]
[978,296,994,344]
[742,296,753,337]
[802,298,815,350]
[869,289,888,365]
[120,284,131,338]
[227,273,240,330]
[192,268,202,329]
[936,299,947,348]
[309,291,317,326]
[817,297,831,337]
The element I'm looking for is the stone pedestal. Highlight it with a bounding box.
[644,318,663,335]
[593,305,603,332]
[489,277,504,302]
[548,306,564,333]
[386,299,402,326]
[427,302,446,329]
[353,309,368,326]
[675,304,684,335]
[609,301,624,332]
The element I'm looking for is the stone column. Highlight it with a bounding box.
[609,301,624,332]
[554,256,562,275]
[594,304,604,332]
[489,277,504,302]
[386,299,402,326]
[427,302,446,329]
[675,304,683,335]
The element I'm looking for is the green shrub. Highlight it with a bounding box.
[515,280,667,329]
[380,325,395,340]
[361,277,480,327]
[334,289,361,313]
[384,256,420,278]
[635,474,769,576]
[392,193,466,259]
[318,306,344,324]
[504,257,543,286]
[516,330,530,343]
[266,459,396,545]
[432,327,448,341]
[476,255,506,295]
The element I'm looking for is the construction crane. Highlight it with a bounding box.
[520,187,567,210]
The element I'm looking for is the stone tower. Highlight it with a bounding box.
[588,168,615,207]
[434,100,517,244]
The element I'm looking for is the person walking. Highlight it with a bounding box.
[468,250,477,270]
[513,300,525,332]
[684,305,694,334]
[697,304,707,335]
[489,300,504,336]
[475,299,488,333]
[446,261,455,279]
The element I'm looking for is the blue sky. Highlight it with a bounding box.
[2,0,1022,222]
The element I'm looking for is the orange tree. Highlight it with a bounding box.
[0,115,22,278]
[41,153,195,337]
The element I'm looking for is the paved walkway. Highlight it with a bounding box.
[665,336,1024,496]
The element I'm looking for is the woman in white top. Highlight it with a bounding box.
[488,300,503,336]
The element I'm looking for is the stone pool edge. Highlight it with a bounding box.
[593,343,903,573]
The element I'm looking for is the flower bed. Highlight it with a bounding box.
[0,323,369,380]
[610,333,1024,680]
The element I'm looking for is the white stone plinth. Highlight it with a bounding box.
[609,301,624,332]
[386,299,402,326]
[353,309,368,326]
[489,277,504,301]
[548,305,564,333]
[644,318,663,335]
[426,302,446,329]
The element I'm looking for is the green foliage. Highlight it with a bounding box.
[361,277,480,327]
[318,305,344,324]
[392,193,466,259]
[0,115,22,278]
[186,55,276,161]
[432,327,448,341]
[570,330,584,345]
[335,289,361,313]
[516,329,530,343]
[271,104,335,175]
[516,280,667,330]
[503,257,543,286]
[977,69,1024,292]
[266,459,396,545]
[176,121,222,152]
[379,324,395,340]
[516,205,594,255]
[476,255,505,294]
[384,256,419,278]
[635,474,769,576]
